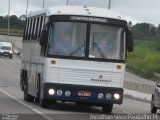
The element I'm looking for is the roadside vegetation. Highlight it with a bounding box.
[0,28,23,36]
[0,15,25,36]
[127,23,160,80]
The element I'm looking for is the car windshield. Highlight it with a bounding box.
[1,46,11,50]
[89,24,125,60]
[48,22,87,57]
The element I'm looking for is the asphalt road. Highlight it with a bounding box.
[0,55,159,120]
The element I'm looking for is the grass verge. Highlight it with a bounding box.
[127,43,160,80]
[0,28,23,36]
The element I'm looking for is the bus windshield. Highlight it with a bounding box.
[89,24,125,60]
[48,22,87,57]
[48,22,125,60]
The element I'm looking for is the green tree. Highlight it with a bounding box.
[157,24,160,36]
[0,15,25,29]
[131,23,156,40]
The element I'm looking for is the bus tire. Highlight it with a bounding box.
[23,71,34,102]
[75,102,85,106]
[35,73,40,103]
[20,69,27,91]
[102,104,113,113]
[20,70,24,91]
[40,99,50,108]
[24,90,34,102]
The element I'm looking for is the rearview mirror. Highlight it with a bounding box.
[126,29,133,52]
[39,30,48,47]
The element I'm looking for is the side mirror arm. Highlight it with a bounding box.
[126,29,133,52]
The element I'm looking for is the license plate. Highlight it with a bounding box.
[78,91,91,97]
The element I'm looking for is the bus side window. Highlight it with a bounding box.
[26,19,31,41]
[35,17,40,40]
[39,16,46,56]
[38,16,44,39]
[32,18,36,40]
[41,16,45,32]
[37,16,41,39]
[30,18,35,40]
[28,18,33,41]
[23,19,29,41]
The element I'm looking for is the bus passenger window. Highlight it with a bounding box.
[35,17,40,39]
[26,19,31,40]
[28,19,33,40]
[32,18,36,40]
[23,19,29,41]
[38,16,44,38]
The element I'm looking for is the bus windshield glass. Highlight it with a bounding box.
[48,21,125,60]
[89,24,125,60]
[48,22,87,57]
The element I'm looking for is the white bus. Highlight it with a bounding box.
[20,5,133,113]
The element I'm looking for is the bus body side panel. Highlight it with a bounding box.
[29,42,43,96]
[22,42,43,97]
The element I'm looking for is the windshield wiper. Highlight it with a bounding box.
[93,42,107,59]
[69,44,84,56]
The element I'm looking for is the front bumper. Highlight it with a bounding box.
[0,52,12,57]
[42,83,124,105]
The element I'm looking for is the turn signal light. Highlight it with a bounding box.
[117,65,121,69]
[51,60,56,64]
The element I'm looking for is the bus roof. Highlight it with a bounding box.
[27,5,126,21]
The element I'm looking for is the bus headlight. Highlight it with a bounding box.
[65,91,71,96]
[48,89,55,95]
[57,90,63,96]
[106,93,112,99]
[114,93,120,100]
[98,93,104,99]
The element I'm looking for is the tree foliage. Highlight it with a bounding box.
[157,24,160,35]
[128,23,160,79]
[131,23,158,39]
[131,23,160,52]
[0,15,25,29]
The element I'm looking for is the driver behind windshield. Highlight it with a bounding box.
[55,33,73,55]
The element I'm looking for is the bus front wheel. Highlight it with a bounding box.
[102,104,113,113]
[35,73,40,103]
[23,71,34,102]
[24,88,34,102]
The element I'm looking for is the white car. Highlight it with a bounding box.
[0,42,13,59]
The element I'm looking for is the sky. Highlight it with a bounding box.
[0,0,159,26]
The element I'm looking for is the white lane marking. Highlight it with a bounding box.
[123,111,132,114]
[0,88,53,120]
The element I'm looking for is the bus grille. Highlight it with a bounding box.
[57,68,122,87]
